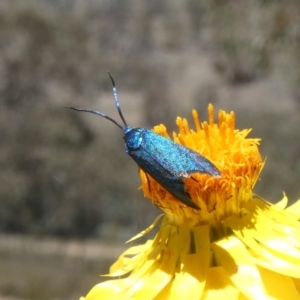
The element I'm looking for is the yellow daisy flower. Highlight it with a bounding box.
[80,104,300,300]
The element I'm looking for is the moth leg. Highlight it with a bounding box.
[145,173,151,193]
[153,200,167,209]
[191,176,198,182]
[183,185,201,210]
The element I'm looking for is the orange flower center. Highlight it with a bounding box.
[139,104,263,230]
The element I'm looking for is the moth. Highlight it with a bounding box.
[66,73,220,209]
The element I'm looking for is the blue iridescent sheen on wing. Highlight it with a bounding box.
[124,128,220,209]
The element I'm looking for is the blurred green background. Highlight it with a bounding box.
[1,0,300,299]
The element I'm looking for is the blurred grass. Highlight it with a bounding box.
[0,0,300,298]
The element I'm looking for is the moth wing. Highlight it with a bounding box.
[144,131,220,178]
[137,145,200,209]
[130,130,201,209]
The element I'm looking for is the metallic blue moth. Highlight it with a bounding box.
[66,73,221,210]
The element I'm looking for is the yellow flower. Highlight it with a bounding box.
[81,104,300,300]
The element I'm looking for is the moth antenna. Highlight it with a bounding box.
[65,106,124,130]
[107,71,128,127]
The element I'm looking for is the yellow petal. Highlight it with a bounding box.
[132,229,184,299]
[85,279,130,300]
[274,193,288,210]
[293,278,300,294]
[251,212,300,264]
[201,267,245,300]
[104,223,185,299]
[107,241,152,276]
[286,199,300,220]
[249,246,300,279]
[229,200,300,256]
[212,236,267,300]
[226,214,300,278]
[257,266,300,300]
[127,214,164,243]
[254,198,300,228]
[116,260,162,299]
[160,225,211,300]
[272,223,300,249]
[108,218,172,277]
